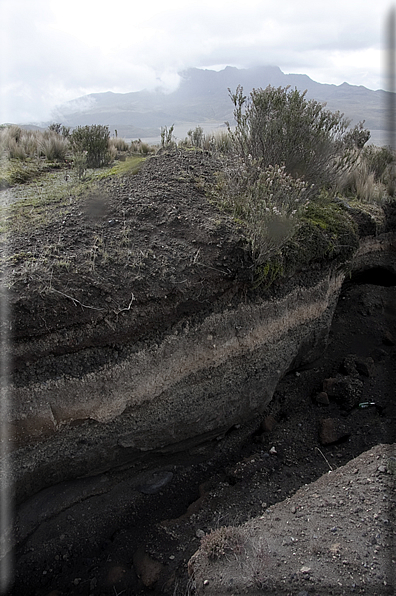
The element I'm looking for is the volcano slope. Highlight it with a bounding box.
[1,148,396,595]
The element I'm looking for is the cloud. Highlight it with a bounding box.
[0,0,391,123]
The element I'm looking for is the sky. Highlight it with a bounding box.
[0,0,394,124]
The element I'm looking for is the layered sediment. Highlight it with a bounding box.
[3,151,396,508]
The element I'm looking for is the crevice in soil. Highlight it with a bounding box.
[8,273,396,595]
[349,265,396,287]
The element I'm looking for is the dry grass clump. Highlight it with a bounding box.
[109,137,130,152]
[200,526,245,561]
[178,127,233,153]
[130,139,153,155]
[38,131,69,161]
[0,126,69,161]
[337,145,395,203]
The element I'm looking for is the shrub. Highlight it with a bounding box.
[215,85,372,279]
[48,123,62,135]
[160,125,176,149]
[69,125,111,168]
[73,152,87,180]
[48,123,70,138]
[187,126,204,148]
[219,160,309,266]
[227,84,369,194]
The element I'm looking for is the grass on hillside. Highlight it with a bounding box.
[0,155,145,236]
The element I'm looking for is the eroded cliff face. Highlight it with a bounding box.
[6,233,395,506]
[3,151,396,506]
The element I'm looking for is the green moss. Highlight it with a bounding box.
[285,199,359,272]
[97,155,145,178]
[252,198,360,289]
[254,260,284,289]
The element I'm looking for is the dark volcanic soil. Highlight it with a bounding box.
[9,260,396,596]
[4,150,396,595]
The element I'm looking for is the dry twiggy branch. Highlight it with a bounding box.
[49,287,105,311]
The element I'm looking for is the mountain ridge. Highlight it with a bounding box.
[43,66,391,144]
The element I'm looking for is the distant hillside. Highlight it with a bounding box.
[50,66,390,144]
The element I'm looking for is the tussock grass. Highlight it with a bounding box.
[109,137,129,152]
[38,132,69,161]
[337,149,395,204]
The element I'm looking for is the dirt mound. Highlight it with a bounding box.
[190,444,396,596]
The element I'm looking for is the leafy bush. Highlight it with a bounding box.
[72,152,87,180]
[187,126,204,148]
[215,84,372,279]
[218,160,309,266]
[160,125,176,149]
[227,84,369,194]
[48,123,70,138]
[69,125,111,168]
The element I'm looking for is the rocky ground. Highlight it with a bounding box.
[2,150,396,595]
[8,238,396,596]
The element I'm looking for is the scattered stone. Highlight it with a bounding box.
[261,415,276,432]
[323,374,363,409]
[319,418,350,445]
[196,529,205,539]
[387,457,396,475]
[341,354,360,376]
[73,578,81,585]
[355,357,375,377]
[382,330,395,346]
[300,566,311,574]
[316,391,330,405]
[106,565,127,585]
[341,354,375,377]
[269,446,277,454]
[133,548,163,588]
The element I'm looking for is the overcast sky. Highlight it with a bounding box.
[0,0,393,124]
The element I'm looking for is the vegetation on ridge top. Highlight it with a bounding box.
[1,84,395,290]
